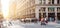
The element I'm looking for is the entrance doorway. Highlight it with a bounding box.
[57,13,60,20]
[48,13,55,21]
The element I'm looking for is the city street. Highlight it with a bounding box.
[2,21,60,28]
[19,22,60,28]
[1,0,60,28]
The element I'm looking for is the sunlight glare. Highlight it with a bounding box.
[1,0,10,18]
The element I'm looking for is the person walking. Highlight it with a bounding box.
[44,17,48,23]
[41,18,46,25]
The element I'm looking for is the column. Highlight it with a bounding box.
[46,7,48,19]
[42,0,44,4]
[35,6,39,19]
[55,7,57,22]
[46,0,49,4]
[35,0,40,4]
[29,9,31,18]
[54,0,57,4]
[41,7,43,18]
[42,0,43,4]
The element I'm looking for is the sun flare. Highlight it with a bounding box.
[1,0,10,19]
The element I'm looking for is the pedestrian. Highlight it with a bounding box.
[41,18,46,25]
[44,17,48,23]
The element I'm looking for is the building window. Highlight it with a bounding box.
[57,0,60,4]
[39,0,42,4]
[48,7,54,11]
[57,7,60,11]
[48,0,54,4]
[42,7,45,11]
[39,9,40,11]
[52,0,54,4]
[39,0,46,4]
[43,0,46,4]
[41,7,45,11]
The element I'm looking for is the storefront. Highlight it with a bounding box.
[57,13,60,20]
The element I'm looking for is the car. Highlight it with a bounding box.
[20,19,25,22]
[25,18,38,23]
[25,18,31,23]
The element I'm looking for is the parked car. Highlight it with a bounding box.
[25,18,31,22]
[25,18,38,23]
[20,19,25,22]
[20,18,38,23]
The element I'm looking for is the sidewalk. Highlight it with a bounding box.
[48,22,57,25]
